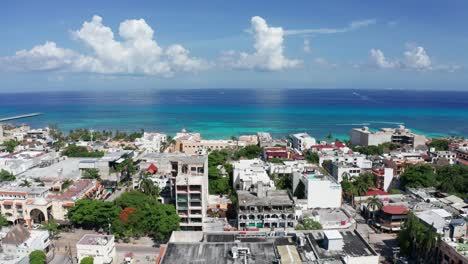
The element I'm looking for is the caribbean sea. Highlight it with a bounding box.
[0,89,467,140]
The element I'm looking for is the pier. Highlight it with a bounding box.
[0,113,43,122]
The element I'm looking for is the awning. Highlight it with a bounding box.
[3,201,13,206]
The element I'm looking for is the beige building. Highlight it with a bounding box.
[350,125,427,148]
[139,153,209,231]
[0,180,103,226]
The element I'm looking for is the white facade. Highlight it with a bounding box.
[430,151,457,165]
[293,171,342,208]
[1,226,50,260]
[291,133,316,151]
[331,163,362,183]
[232,159,274,191]
[319,151,371,168]
[135,132,167,153]
[76,235,116,264]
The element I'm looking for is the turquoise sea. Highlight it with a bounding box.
[0,89,467,139]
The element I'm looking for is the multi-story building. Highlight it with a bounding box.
[0,179,102,226]
[0,150,58,175]
[1,225,50,262]
[350,125,427,148]
[290,133,316,152]
[331,162,363,182]
[429,150,457,165]
[135,132,167,153]
[371,167,394,191]
[237,189,296,230]
[292,168,342,209]
[140,153,209,231]
[140,153,209,230]
[179,139,241,155]
[376,204,409,232]
[77,234,116,264]
[257,132,288,148]
[232,159,274,191]
[319,150,371,168]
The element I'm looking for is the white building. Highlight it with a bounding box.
[429,150,457,165]
[135,132,167,153]
[292,169,342,209]
[290,133,316,152]
[331,162,363,183]
[1,225,50,260]
[319,150,371,168]
[232,159,274,191]
[350,125,427,148]
[76,234,116,264]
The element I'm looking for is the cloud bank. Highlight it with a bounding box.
[0,15,207,76]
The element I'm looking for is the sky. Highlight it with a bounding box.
[1,0,468,91]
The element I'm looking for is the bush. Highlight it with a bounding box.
[80,256,94,264]
[29,250,46,264]
[63,144,104,158]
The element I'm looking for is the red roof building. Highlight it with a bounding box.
[381,205,408,215]
[365,189,389,196]
[147,163,158,174]
[263,147,289,160]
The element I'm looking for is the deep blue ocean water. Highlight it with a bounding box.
[0,89,467,139]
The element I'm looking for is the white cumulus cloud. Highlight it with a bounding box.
[222,16,301,71]
[369,48,399,69]
[0,15,208,76]
[367,45,459,72]
[404,46,431,70]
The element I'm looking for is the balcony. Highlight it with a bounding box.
[177,197,188,202]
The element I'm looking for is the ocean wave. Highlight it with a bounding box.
[336,123,370,126]
[365,121,404,125]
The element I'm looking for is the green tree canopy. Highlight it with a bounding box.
[0,213,10,227]
[397,212,439,262]
[80,256,94,264]
[67,200,119,230]
[63,144,104,158]
[29,250,46,264]
[112,191,179,241]
[295,218,322,230]
[2,139,20,153]
[400,164,436,189]
[0,169,15,182]
[233,145,262,160]
[82,168,101,180]
[427,139,450,151]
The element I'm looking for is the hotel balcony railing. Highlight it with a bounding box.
[177,197,188,202]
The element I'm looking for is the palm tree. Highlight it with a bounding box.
[366,196,383,223]
[19,179,31,187]
[138,173,160,198]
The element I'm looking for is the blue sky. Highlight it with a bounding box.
[1,0,467,91]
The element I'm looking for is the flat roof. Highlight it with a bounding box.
[307,230,377,259]
[323,230,342,240]
[77,234,113,245]
[19,158,90,180]
[237,190,294,207]
[161,242,278,264]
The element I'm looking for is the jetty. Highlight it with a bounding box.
[0,112,43,122]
